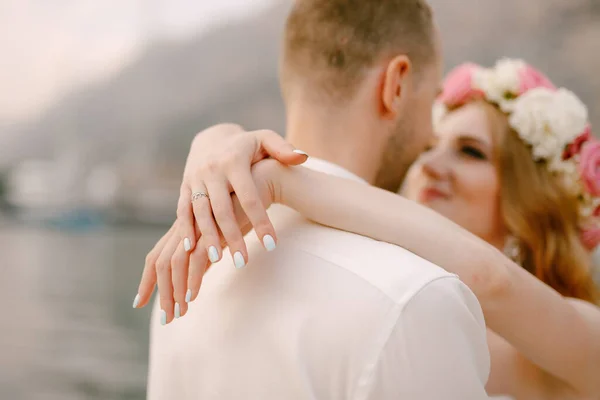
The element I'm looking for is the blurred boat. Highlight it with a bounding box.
[5,159,112,228]
[4,156,178,228]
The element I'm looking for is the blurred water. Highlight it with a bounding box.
[0,223,162,400]
[1,221,598,400]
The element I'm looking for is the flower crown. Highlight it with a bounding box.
[433,59,600,250]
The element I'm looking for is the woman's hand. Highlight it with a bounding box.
[133,122,306,324]
[177,126,307,266]
[134,158,285,325]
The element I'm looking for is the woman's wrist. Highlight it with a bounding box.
[251,159,287,208]
[184,124,246,177]
[270,163,311,207]
[191,123,245,149]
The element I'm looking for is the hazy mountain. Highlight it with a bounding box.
[2,0,599,175]
[0,1,291,172]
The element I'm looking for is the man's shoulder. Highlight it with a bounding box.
[269,206,459,306]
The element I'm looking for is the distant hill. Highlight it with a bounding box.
[2,0,599,175]
[0,1,291,172]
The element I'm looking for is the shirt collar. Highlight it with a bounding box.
[302,157,368,185]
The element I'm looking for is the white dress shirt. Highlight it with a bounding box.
[147,158,491,399]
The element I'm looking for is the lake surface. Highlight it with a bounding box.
[0,223,163,400]
[2,221,599,400]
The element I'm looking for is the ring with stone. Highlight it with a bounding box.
[191,191,210,202]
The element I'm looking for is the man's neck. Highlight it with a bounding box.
[285,106,383,185]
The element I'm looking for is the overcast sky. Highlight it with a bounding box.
[0,0,275,122]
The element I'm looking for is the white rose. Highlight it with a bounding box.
[473,68,504,103]
[473,59,524,104]
[508,87,587,161]
[508,88,555,156]
[548,89,588,144]
[493,58,525,95]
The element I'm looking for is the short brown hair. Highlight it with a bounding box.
[479,101,599,303]
[281,0,436,102]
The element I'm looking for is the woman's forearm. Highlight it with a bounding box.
[275,164,505,301]
[273,164,600,395]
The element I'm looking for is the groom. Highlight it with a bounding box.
[146,0,490,398]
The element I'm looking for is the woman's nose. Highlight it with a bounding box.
[421,151,449,180]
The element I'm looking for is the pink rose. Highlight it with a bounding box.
[563,125,592,160]
[580,227,600,251]
[579,139,600,196]
[518,64,556,94]
[439,63,484,106]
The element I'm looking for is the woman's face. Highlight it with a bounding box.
[404,102,507,246]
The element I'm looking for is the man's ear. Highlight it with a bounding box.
[380,55,412,120]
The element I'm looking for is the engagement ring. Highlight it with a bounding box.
[191,192,210,202]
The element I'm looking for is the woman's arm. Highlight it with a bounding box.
[269,162,600,396]
[135,124,306,323]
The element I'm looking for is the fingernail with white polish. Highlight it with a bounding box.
[160,310,167,326]
[233,252,246,269]
[293,149,308,157]
[263,235,276,252]
[183,237,191,252]
[174,303,181,319]
[185,289,192,303]
[208,246,219,263]
[132,294,140,308]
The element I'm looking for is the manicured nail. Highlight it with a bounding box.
[208,246,219,263]
[160,310,167,326]
[293,149,308,157]
[263,235,276,252]
[132,294,140,308]
[185,289,192,303]
[174,303,181,319]
[233,252,245,269]
[183,237,191,252]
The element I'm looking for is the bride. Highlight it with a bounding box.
[136,59,600,399]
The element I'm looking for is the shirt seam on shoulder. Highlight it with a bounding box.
[351,275,462,400]
[281,235,455,304]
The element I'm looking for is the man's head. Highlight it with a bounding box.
[280,0,442,191]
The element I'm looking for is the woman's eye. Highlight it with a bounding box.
[462,146,486,160]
